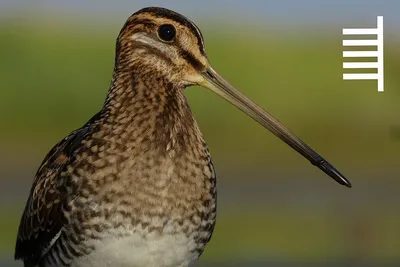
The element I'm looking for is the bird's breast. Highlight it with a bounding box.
[83,149,215,221]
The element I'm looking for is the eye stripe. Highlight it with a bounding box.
[178,49,204,70]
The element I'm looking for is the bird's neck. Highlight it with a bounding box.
[100,67,204,156]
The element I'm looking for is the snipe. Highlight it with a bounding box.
[15,7,351,267]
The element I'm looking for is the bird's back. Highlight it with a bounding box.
[15,112,103,266]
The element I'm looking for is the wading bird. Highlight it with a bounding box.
[15,7,351,267]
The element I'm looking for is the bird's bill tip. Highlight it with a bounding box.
[316,160,352,187]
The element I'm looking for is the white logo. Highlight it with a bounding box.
[342,16,384,92]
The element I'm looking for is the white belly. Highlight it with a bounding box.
[71,230,199,267]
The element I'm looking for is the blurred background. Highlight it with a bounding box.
[0,1,399,266]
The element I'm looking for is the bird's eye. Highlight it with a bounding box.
[157,24,176,42]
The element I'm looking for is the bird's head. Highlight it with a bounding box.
[116,7,209,87]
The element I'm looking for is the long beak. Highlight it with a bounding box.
[201,67,351,188]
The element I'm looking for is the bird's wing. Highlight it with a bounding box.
[14,115,100,266]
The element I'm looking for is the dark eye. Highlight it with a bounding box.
[158,24,176,42]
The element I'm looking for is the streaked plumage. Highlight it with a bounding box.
[15,6,350,267]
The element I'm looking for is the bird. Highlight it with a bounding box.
[14,6,351,267]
